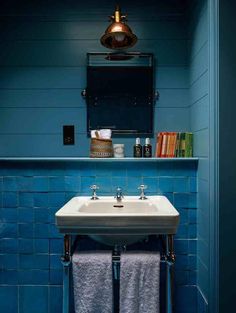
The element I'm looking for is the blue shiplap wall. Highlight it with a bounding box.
[0,160,197,313]
[189,0,209,311]
[0,0,189,156]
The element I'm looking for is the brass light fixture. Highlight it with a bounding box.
[100,5,138,50]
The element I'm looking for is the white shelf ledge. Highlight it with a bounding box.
[0,157,199,162]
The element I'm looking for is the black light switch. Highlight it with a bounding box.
[63,125,75,145]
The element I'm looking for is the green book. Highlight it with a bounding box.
[179,132,186,157]
[185,132,193,157]
[175,132,181,157]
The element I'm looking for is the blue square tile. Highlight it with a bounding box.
[19,192,34,207]
[49,286,63,313]
[19,254,49,270]
[175,255,188,270]
[0,254,18,269]
[18,208,34,223]
[3,177,17,191]
[1,223,17,238]
[19,286,48,313]
[189,240,197,254]
[174,177,189,192]
[19,238,34,254]
[34,193,49,208]
[189,224,197,238]
[18,223,34,238]
[190,177,197,192]
[157,163,174,176]
[95,163,113,176]
[35,224,49,239]
[49,177,65,191]
[1,208,17,222]
[34,208,49,223]
[81,176,96,194]
[49,269,63,285]
[127,176,143,193]
[174,239,188,255]
[65,176,81,192]
[178,208,188,224]
[2,192,18,207]
[111,163,126,177]
[1,270,18,284]
[126,162,141,176]
[189,270,197,284]
[140,163,158,177]
[143,177,158,193]
[17,177,33,191]
[49,224,62,239]
[188,255,197,270]
[33,177,49,192]
[50,239,63,253]
[50,254,61,269]
[0,286,18,313]
[95,177,112,193]
[174,193,189,208]
[0,239,18,253]
[18,270,49,285]
[175,270,188,285]
[158,177,173,192]
[189,209,197,223]
[175,286,197,313]
[35,239,49,253]
[112,177,127,193]
[48,207,59,224]
[79,163,95,176]
[189,193,197,208]
[175,224,188,239]
[49,192,65,207]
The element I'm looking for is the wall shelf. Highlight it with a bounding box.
[0,157,199,162]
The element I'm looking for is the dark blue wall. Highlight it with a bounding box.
[219,0,236,312]
[0,0,190,156]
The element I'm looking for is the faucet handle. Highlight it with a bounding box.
[90,185,99,200]
[90,184,99,191]
[138,185,147,191]
[138,185,147,200]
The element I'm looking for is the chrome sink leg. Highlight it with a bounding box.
[166,235,175,313]
[61,235,71,313]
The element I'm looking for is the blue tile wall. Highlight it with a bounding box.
[0,160,197,313]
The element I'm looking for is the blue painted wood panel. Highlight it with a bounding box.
[0,2,190,157]
[189,1,210,308]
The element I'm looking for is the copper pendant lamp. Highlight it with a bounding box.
[100,5,138,50]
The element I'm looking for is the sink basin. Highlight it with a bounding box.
[55,196,179,245]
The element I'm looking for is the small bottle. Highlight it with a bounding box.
[133,138,142,157]
[143,138,152,158]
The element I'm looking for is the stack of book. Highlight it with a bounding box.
[155,132,193,158]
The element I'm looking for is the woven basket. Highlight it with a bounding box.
[90,138,113,158]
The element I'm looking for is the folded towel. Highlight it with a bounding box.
[120,251,160,313]
[72,251,113,313]
[91,129,112,139]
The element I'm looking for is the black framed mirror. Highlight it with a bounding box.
[85,52,155,136]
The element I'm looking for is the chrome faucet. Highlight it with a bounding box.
[115,187,123,202]
[90,185,99,200]
[138,185,148,200]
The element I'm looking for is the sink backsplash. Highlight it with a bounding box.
[0,160,197,313]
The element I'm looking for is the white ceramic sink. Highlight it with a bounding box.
[55,196,179,245]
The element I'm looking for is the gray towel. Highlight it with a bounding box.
[120,251,160,313]
[72,251,113,313]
